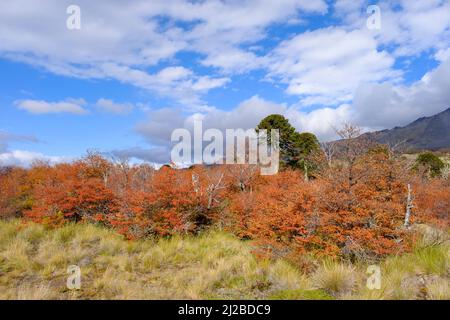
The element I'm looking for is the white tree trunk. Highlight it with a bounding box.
[404,184,413,227]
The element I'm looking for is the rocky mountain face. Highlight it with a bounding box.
[361,107,450,151]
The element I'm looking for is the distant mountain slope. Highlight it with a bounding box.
[362,107,450,151]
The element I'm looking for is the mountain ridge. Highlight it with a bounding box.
[360,107,450,151]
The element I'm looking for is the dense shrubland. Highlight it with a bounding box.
[0,144,448,265]
[0,118,449,269]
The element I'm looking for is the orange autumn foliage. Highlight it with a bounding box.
[108,165,230,239]
[226,153,412,260]
[0,167,29,218]
[25,162,118,226]
[312,150,412,259]
[413,178,450,228]
[228,171,326,258]
[0,148,448,261]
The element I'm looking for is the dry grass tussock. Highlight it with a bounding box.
[0,220,448,300]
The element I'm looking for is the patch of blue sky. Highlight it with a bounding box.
[0,59,148,157]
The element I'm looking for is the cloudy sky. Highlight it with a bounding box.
[1,0,450,165]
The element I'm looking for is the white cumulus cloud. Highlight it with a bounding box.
[0,150,67,167]
[95,99,134,115]
[14,99,88,115]
[267,27,400,106]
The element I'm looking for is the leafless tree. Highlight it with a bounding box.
[191,169,226,210]
[404,184,414,228]
[227,164,258,192]
[386,139,407,157]
[108,153,132,193]
[192,173,200,194]
[206,172,225,210]
[84,150,112,187]
[132,164,155,192]
[334,123,371,189]
[320,141,337,166]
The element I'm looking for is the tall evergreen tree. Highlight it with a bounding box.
[256,115,320,177]
[296,132,320,180]
[256,114,300,168]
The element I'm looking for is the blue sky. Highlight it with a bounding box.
[1,0,450,165]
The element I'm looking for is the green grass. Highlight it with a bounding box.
[0,220,312,299]
[0,220,448,300]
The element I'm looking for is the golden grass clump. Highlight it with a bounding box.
[0,220,448,300]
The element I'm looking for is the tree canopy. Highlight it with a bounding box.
[256,115,320,174]
[414,152,445,178]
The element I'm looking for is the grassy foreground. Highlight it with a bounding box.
[0,220,448,300]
